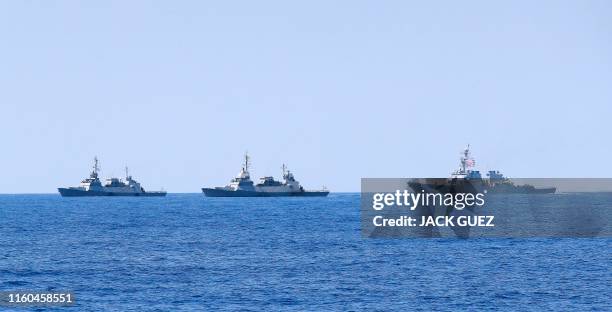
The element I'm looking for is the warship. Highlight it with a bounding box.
[202,153,329,197]
[408,145,556,194]
[58,157,167,197]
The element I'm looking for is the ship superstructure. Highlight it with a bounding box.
[58,157,166,197]
[450,145,482,180]
[202,153,329,197]
[409,145,556,194]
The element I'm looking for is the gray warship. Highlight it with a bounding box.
[202,153,329,197]
[58,157,166,197]
[409,145,556,194]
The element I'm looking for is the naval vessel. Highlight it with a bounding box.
[202,153,329,197]
[408,145,556,194]
[58,157,167,197]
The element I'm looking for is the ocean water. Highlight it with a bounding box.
[0,194,610,311]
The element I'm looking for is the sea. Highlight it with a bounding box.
[0,193,610,311]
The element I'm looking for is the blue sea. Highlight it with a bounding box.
[0,194,610,311]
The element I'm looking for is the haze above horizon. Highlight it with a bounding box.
[1,1,611,193]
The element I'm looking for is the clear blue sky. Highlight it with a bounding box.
[1,1,611,193]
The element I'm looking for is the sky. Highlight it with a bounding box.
[1,1,611,193]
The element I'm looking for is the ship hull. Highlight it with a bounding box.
[408,180,556,195]
[58,188,166,197]
[487,187,556,194]
[408,179,486,194]
[202,188,329,197]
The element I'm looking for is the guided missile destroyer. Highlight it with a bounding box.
[58,157,166,197]
[409,145,556,194]
[202,153,329,197]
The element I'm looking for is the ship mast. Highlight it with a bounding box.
[461,145,469,173]
[459,144,475,174]
[243,152,250,173]
[125,166,129,179]
[91,156,100,178]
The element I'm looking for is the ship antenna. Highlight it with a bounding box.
[460,145,471,173]
[92,156,100,178]
[244,152,250,172]
[460,148,465,173]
